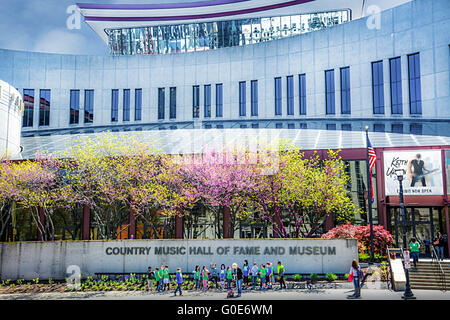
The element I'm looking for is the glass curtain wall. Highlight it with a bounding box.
[106,10,350,55]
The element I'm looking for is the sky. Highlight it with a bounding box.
[0,0,195,56]
[0,0,406,56]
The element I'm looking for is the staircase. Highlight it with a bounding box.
[408,260,450,290]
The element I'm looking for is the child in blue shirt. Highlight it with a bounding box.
[219,264,226,290]
[174,268,183,296]
[242,260,250,289]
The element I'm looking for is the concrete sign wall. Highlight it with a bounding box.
[0,239,358,280]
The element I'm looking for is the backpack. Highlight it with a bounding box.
[358,268,364,279]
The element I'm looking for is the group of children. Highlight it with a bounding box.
[146,260,287,296]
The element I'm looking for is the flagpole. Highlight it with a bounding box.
[365,126,375,265]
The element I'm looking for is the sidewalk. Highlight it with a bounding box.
[0,288,448,300]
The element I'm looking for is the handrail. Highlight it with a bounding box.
[387,247,405,291]
[431,246,447,292]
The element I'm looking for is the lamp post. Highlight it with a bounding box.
[394,169,415,300]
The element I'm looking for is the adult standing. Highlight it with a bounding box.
[242,260,250,289]
[347,260,363,299]
[146,266,155,291]
[277,261,286,290]
[232,263,243,297]
[408,237,420,268]
[434,232,445,260]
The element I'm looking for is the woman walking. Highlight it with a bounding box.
[348,260,363,299]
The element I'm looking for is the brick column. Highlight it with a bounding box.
[82,205,90,240]
[223,206,231,238]
[175,214,183,239]
[324,213,334,232]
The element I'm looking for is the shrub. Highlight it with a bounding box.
[344,273,349,280]
[326,273,337,282]
[322,223,394,255]
[310,273,318,281]
[293,274,302,281]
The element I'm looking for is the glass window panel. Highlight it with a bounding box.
[84,90,94,123]
[216,83,223,117]
[299,74,306,115]
[291,15,301,35]
[169,87,176,119]
[239,81,246,116]
[275,77,282,115]
[204,84,211,118]
[281,16,291,37]
[193,85,199,118]
[39,89,50,126]
[135,89,142,121]
[287,75,294,115]
[69,90,80,124]
[325,70,335,114]
[261,18,271,41]
[158,88,165,120]
[251,80,258,116]
[111,89,119,122]
[23,89,34,127]
[123,89,130,121]
[270,17,280,39]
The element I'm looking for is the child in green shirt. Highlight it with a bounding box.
[163,265,170,291]
[259,264,267,290]
[201,266,209,292]
[226,267,233,290]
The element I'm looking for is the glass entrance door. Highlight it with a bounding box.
[390,207,438,257]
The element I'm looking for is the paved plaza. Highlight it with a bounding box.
[0,288,448,300]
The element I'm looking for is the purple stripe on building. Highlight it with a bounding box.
[83,0,315,21]
[77,0,251,10]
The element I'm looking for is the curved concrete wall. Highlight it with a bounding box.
[0,80,23,158]
[0,0,448,136]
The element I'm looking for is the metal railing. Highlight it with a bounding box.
[387,247,404,291]
[431,246,447,292]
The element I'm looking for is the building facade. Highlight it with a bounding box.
[0,0,449,256]
[0,0,448,137]
[0,80,23,157]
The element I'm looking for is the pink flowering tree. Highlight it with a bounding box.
[176,148,262,238]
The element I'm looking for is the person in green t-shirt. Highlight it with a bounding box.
[409,237,421,268]
[226,267,233,290]
[193,265,201,291]
[157,266,164,292]
[163,265,170,291]
[259,264,267,291]
[201,266,209,292]
[277,261,286,290]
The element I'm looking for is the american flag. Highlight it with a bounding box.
[367,136,377,203]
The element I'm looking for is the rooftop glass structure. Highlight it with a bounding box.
[106,10,350,55]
